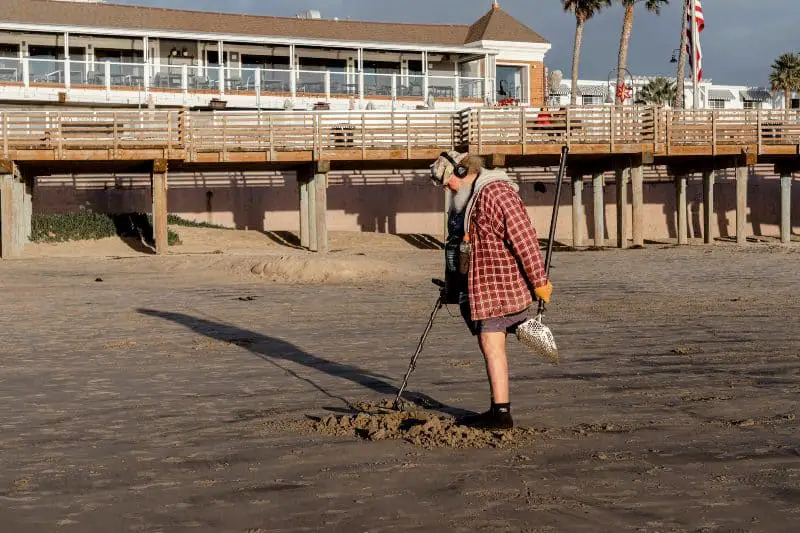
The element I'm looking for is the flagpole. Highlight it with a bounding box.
[691,0,699,109]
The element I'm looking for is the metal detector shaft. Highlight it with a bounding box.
[394,293,444,408]
[537,145,569,315]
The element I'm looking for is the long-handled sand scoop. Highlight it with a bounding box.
[515,145,569,364]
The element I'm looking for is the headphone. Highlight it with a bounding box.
[439,151,468,179]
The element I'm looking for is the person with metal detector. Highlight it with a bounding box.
[426,150,552,430]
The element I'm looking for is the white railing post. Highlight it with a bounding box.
[104,61,111,92]
[324,70,330,100]
[290,67,297,99]
[181,64,188,94]
[255,68,261,107]
[454,75,460,107]
[143,61,150,91]
[218,65,225,96]
[422,51,429,103]
[391,74,397,101]
[64,58,70,90]
[22,57,29,88]
[359,70,364,103]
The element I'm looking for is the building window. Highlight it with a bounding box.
[709,99,725,109]
[743,100,761,109]
[0,43,19,57]
[241,54,290,70]
[362,60,400,75]
[791,98,800,109]
[582,95,603,106]
[496,65,524,101]
[299,57,346,73]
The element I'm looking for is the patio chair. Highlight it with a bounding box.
[87,70,104,85]
[225,76,243,91]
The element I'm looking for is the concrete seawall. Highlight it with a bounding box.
[32,164,798,244]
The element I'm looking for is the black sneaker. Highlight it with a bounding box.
[457,406,514,430]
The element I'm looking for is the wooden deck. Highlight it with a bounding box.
[0,106,798,165]
[2,105,797,259]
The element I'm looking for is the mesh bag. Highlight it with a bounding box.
[516,314,558,364]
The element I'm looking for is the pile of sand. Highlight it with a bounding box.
[249,254,405,283]
[311,400,536,449]
[21,226,442,285]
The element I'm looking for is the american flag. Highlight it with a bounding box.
[686,0,705,82]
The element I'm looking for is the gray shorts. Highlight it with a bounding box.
[460,301,529,336]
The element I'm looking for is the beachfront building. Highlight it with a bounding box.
[0,0,551,110]
[548,77,783,110]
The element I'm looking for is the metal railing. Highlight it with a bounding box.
[1,57,494,104]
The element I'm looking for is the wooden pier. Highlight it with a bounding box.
[1,106,798,257]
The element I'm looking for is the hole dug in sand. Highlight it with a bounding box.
[311,399,536,449]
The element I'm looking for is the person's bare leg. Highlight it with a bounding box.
[478,331,509,403]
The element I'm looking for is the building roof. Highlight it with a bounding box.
[577,85,608,97]
[550,84,571,96]
[465,3,549,44]
[740,89,772,102]
[2,0,549,49]
[549,84,610,97]
[708,89,735,101]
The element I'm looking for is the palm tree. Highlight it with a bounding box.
[637,77,677,106]
[562,0,612,106]
[614,0,670,104]
[769,52,800,110]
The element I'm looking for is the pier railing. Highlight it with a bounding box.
[0,106,798,160]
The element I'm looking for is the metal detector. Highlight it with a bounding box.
[393,278,446,409]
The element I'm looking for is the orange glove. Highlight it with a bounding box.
[534,281,552,304]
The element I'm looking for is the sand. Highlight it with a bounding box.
[21,226,429,284]
[310,399,537,449]
[1,228,799,532]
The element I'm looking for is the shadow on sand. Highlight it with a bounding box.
[137,308,470,417]
[109,213,156,254]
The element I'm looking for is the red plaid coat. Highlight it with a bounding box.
[467,180,548,321]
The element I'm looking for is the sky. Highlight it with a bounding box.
[116,0,798,87]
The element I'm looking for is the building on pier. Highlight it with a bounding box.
[0,0,550,111]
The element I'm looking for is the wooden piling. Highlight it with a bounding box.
[14,179,24,248]
[736,165,748,245]
[23,178,32,245]
[308,173,318,252]
[676,174,688,245]
[615,168,628,249]
[1,174,16,258]
[1,161,24,259]
[298,168,310,249]
[702,171,715,244]
[151,159,169,255]
[571,175,583,248]
[630,165,644,247]
[780,173,792,244]
[592,173,604,248]
[314,170,328,253]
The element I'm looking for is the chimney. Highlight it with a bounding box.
[492,1,500,9]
